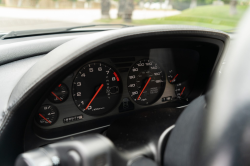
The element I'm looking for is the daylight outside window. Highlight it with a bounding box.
[0,0,249,33]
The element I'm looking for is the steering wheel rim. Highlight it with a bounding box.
[164,8,250,166]
[203,7,250,165]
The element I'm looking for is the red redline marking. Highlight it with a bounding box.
[180,87,186,96]
[58,84,62,87]
[113,72,120,81]
[137,77,151,100]
[85,84,104,110]
[170,74,178,83]
[39,113,51,124]
[51,92,62,101]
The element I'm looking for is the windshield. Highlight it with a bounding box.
[0,0,248,33]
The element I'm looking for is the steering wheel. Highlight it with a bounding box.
[164,8,250,166]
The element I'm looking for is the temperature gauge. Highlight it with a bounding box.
[35,104,59,126]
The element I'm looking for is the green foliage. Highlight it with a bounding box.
[221,0,231,4]
[133,5,248,31]
[172,0,215,10]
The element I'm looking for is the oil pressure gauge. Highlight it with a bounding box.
[175,82,191,99]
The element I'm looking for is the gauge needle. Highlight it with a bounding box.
[85,84,104,110]
[51,92,62,101]
[180,87,186,96]
[39,113,51,124]
[170,74,178,83]
[137,77,151,100]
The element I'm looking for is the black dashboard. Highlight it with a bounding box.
[26,36,224,150]
[0,26,229,165]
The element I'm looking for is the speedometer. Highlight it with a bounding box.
[127,59,166,105]
[72,62,122,116]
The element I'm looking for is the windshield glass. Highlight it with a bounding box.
[0,0,248,33]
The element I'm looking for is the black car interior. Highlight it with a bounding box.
[0,9,250,165]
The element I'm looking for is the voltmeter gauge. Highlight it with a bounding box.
[175,82,191,99]
[35,104,59,126]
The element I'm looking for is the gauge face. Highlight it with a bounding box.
[72,62,122,116]
[48,83,69,103]
[175,82,190,99]
[35,104,59,126]
[127,59,166,105]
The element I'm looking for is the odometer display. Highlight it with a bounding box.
[72,62,122,116]
[127,59,166,105]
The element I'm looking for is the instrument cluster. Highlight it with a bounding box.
[35,48,200,129]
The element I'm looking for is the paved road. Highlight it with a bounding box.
[0,7,180,32]
[0,17,84,32]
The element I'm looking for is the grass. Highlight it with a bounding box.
[98,5,248,32]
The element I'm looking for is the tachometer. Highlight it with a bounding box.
[72,62,122,116]
[127,59,166,105]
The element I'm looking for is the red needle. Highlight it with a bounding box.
[51,92,62,101]
[85,84,104,110]
[137,77,151,100]
[39,113,51,124]
[180,87,186,96]
[170,74,178,83]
